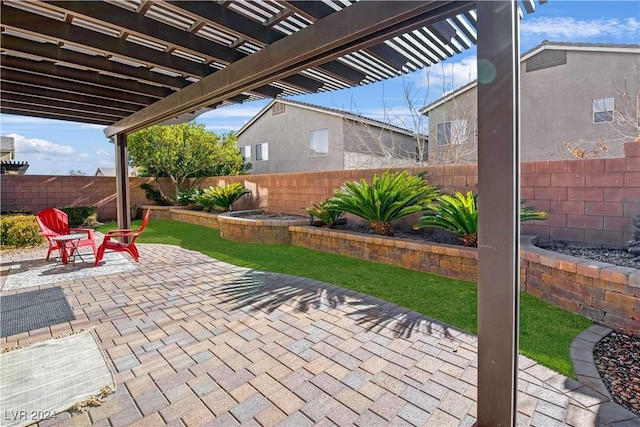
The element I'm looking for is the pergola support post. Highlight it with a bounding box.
[115,133,131,234]
[476,1,521,426]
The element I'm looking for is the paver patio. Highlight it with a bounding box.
[1,243,637,426]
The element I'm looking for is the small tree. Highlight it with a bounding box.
[127,123,251,199]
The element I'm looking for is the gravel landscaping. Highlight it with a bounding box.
[594,331,640,417]
[536,243,639,269]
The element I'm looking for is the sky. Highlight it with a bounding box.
[1,1,638,175]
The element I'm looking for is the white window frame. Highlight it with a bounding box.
[436,120,468,145]
[309,128,329,156]
[255,143,269,161]
[592,97,614,123]
[239,145,251,162]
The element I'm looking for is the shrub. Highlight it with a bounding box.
[306,200,344,228]
[60,206,98,227]
[195,183,251,212]
[415,191,548,247]
[0,214,44,248]
[176,187,204,207]
[327,170,439,236]
[140,182,173,206]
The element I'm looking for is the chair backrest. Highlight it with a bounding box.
[138,209,151,233]
[36,208,70,235]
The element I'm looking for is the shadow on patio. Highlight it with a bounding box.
[1,243,637,426]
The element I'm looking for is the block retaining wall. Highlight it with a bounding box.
[168,208,220,229]
[218,210,309,245]
[289,226,640,332]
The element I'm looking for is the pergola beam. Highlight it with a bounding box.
[0,69,159,106]
[0,55,174,98]
[105,0,473,137]
[0,34,189,90]
[45,1,245,65]
[1,4,209,77]
[0,82,142,113]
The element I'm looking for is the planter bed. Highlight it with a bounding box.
[170,208,220,229]
[218,210,309,245]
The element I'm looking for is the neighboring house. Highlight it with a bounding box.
[236,99,426,174]
[0,136,29,174]
[421,41,640,163]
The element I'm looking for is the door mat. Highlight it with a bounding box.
[0,330,116,427]
[0,287,75,338]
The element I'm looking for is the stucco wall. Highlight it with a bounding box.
[237,103,345,174]
[2,142,638,246]
[427,48,638,162]
[521,49,638,161]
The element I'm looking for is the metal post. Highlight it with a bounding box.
[115,133,131,234]
[476,1,520,426]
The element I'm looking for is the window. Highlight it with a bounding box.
[436,120,468,145]
[309,128,329,156]
[239,145,251,162]
[593,97,614,123]
[255,143,268,161]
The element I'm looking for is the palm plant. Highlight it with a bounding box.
[306,199,344,228]
[195,183,250,212]
[415,191,547,247]
[327,170,439,236]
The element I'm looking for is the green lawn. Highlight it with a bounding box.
[98,219,591,377]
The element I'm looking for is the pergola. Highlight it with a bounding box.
[1,1,545,425]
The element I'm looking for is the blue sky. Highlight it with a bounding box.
[1,1,638,175]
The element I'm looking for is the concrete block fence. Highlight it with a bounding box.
[1,141,638,247]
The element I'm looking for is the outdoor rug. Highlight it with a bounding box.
[0,287,75,338]
[0,330,116,427]
[1,252,136,291]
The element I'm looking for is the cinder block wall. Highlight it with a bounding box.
[520,142,639,247]
[1,141,638,246]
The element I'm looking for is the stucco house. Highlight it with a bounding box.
[236,99,426,174]
[0,136,29,174]
[420,41,640,163]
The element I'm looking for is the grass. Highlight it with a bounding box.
[97,219,592,377]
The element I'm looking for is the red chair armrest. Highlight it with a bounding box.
[104,231,140,239]
[70,227,94,233]
[105,228,136,235]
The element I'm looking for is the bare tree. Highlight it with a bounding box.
[339,65,478,168]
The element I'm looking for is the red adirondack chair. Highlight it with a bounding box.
[94,209,151,267]
[36,208,97,263]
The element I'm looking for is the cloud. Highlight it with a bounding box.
[414,56,478,95]
[196,101,271,132]
[9,133,76,159]
[521,16,640,41]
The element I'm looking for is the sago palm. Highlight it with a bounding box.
[306,199,344,228]
[415,191,547,247]
[327,170,439,236]
[196,183,250,212]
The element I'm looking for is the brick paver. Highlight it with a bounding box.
[2,243,638,426]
